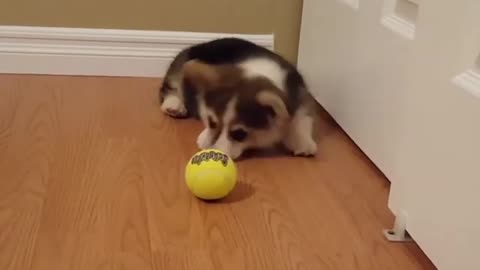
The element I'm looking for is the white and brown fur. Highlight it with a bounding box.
[159,38,318,159]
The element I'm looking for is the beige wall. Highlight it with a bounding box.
[0,0,303,63]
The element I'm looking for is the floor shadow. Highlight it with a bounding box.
[235,145,318,162]
[203,181,255,204]
[237,147,287,161]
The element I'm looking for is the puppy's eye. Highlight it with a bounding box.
[229,129,248,142]
[208,117,218,129]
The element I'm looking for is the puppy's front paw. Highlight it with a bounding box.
[284,137,318,157]
[293,139,318,157]
[161,95,187,118]
[197,129,213,149]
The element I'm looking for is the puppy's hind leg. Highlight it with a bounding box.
[159,49,190,118]
[160,78,188,118]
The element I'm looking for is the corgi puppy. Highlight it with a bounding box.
[159,38,318,159]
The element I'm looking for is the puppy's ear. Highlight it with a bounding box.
[183,60,220,91]
[256,91,289,120]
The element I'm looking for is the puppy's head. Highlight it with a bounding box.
[184,60,290,159]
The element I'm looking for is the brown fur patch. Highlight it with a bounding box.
[183,60,243,91]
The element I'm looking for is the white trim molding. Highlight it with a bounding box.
[338,0,360,10]
[0,26,274,77]
[381,0,418,40]
[452,69,480,99]
[381,14,415,40]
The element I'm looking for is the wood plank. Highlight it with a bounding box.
[0,77,57,270]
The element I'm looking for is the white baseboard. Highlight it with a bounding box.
[0,26,274,77]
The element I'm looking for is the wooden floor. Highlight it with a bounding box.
[0,74,435,270]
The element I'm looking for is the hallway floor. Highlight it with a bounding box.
[0,75,435,269]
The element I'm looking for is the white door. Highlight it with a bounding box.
[298,0,480,269]
[298,0,415,182]
[389,0,480,269]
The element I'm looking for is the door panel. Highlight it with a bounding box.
[391,1,480,269]
[298,0,480,268]
[298,0,415,180]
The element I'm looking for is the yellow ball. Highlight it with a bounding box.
[185,149,237,200]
